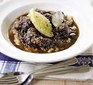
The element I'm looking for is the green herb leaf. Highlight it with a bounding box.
[28,9,54,37]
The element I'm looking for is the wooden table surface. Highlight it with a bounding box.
[30,79,93,85]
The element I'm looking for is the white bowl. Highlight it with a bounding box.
[0,0,93,63]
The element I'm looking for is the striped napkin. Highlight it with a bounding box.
[0,46,93,80]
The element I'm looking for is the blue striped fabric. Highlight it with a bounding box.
[0,53,20,73]
[0,53,19,61]
[0,52,93,73]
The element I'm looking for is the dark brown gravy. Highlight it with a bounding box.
[8,12,79,53]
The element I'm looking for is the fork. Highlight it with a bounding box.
[0,58,77,85]
[0,58,90,85]
[0,57,77,78]
[0,65,90,85]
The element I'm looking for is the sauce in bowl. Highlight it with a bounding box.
[8,9,79,53]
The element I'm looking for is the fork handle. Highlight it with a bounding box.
[33,65,90,78]
[32,58,77,74]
